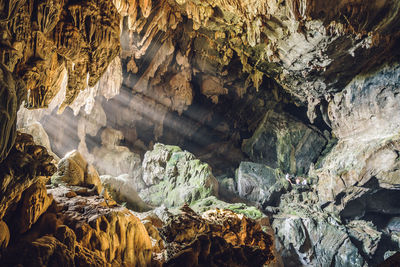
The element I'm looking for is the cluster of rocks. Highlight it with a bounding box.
[157,205,276,266]
[0,133,153,266]
[0,132,280,266]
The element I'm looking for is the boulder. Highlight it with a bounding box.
[346,220,382,260]
[139,143,219,207]
[100,174,151,211]
[236,162,285,207]
[217,176,237,199]
[273,215,364,267]
[52,150,102,194]
[242,110,326,175]
[270,189,388,266]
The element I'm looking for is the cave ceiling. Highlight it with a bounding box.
[1,0,400,163]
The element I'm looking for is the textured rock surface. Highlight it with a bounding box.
[100,174,150,211]
[159,205,276,266]
[92,128,142,180]
[115,0,400,104]
[0,65,23,162]
[0,132,56,219]
[52,150,102,194]
[46,185,153,266]
[236,161,286,207]
[0,135,154,266]
[16,182,53,233]
[2,0,400,265]
[242,110,326,174]
[313,64,400,208]
[0,0,120,161]
[140,143,219,207]
[18,121,59,161]
[0,220,10,249]
[273,191,364,266]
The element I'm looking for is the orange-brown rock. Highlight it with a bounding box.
[159,204,275,266]
[0,0,121,162]
[47,185,153,266]
[0,132,56,220]
[0,220,10,249]
[17,182,53,233]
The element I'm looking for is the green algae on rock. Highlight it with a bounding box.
[140,143,219,207]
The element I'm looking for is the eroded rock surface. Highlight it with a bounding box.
[159,205,276,266]
[140,143,219,207]
[2,0,400,266]
[52,150,103,194]
[0,132,56,219]
[236,161,287,207]
[0,135,154,266]
[243,110,327,174]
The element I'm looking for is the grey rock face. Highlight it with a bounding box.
[346,220,382,260]
[387,217,400,232]
[242,110,326,175]
[272,199,369,267]
[236,162,283,205]
[236,161,285,207]
[91,128,144,190]
[315,64,400,205]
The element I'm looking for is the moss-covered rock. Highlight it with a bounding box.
[140,143,219,207]
[190,196,264,220]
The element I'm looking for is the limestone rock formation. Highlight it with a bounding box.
[140,143,219,207]
[92,128,142,180]
[0,65,23,163]
[0,132,56,219]
[100,174,150,211]
[236,161,287,207]
[273,191,365,266]
[1,0,400,265]
[46,185,153,266]
[159,205,276,266]
[16,182,53,234]
[314,64,400,206]
[0,220,10,250]
[18,121,59,161]
[52,150,102,194]
[0,135,154,266]
[242,110,327,174]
